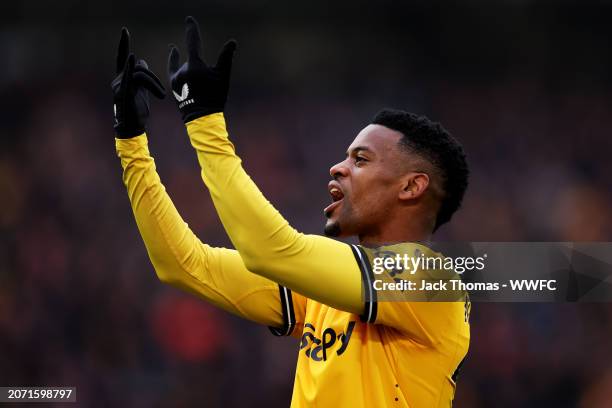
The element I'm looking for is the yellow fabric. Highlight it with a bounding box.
[184,113,470,407]
[186,113,363,313]
[289,290,469,407]
[115,134,296,327]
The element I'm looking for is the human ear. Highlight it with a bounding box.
[399,172,429,201]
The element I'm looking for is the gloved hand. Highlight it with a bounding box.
[112,28,166,138]
[168,16,237,123]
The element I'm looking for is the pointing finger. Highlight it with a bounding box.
[116,27,131,74]
[185,16,203,62]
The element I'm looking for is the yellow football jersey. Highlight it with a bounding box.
[275,243,470,407]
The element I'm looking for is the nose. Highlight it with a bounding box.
[329,159,349,179]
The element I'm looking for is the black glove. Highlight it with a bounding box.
[112,28,166,138]
[168,16,237,123]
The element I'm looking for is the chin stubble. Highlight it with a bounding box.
[324,221,341,237]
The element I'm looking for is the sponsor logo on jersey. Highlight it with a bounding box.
[299,321,355,361]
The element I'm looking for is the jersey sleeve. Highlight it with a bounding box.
[185,113,364,316]
[353,243,470,347]
[268,286,308,339]
[116,134,296,330]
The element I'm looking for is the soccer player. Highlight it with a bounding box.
[112,17,470,407]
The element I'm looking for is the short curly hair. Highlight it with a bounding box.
[372,109,469,231]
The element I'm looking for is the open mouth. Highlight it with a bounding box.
[324,182,344,217]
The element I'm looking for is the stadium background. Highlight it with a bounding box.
[1,1,612,406]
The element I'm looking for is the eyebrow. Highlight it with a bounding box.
[345,146,374,157]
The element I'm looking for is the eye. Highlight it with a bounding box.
[355,156,367,166]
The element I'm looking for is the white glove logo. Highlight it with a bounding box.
[173,83,190,102]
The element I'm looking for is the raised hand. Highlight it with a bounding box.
[112,28,166,138]
[168,16,237,123]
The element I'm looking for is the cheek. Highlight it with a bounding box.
[350,174,396,214]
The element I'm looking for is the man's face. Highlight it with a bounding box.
[324,124,407,238]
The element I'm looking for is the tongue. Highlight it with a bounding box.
[323,199,342,216]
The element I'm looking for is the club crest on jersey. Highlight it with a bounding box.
[173,83,194,108]
[299,321,355,361]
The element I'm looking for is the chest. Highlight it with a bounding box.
[298,302,364,362]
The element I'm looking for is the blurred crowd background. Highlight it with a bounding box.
[1,1,612,407]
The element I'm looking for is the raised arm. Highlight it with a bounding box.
[167,17,364,316]
[111,27,304,332]
[117,134,299,328]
